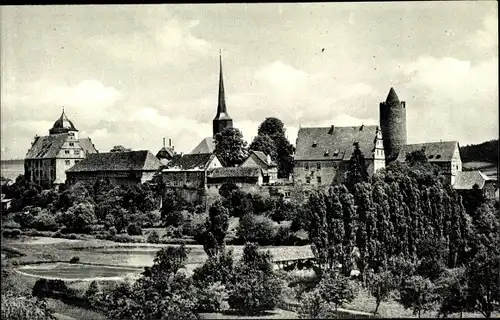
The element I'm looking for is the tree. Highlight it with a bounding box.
[398,275,438,318]
[57,200,97,233]
[317,272,356,312]
[214,127,248,167]
[228,243,282,315]
[252,117,294,179]
[465,250,500,319]
[1,292,56,320]
[345,142,369,191]
[366,270,396,315]
[110,145,132,152]
[435,268,469,318]
[237,214,277,246]
[405,148,429,167]
[202,200,230,257]
[248,135,277,160]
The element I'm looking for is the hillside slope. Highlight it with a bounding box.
[460,139,498,165]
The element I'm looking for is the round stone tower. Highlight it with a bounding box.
[379,87,407,162]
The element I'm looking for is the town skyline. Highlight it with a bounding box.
[1,2,498,160]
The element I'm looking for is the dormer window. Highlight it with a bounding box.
[333,149,339,156]
[312,141,317,147]
[428,155,434,159]
[436,155,441,159]
[324,149,330,156]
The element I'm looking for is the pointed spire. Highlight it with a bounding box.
[386,87,400,103]
[217,50,227,115]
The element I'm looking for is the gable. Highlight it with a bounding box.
[396,141,458,163]
[190,137,215,154]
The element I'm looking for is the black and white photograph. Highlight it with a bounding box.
[1,2,498,319]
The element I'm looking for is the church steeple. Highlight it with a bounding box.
[213,51,233,137]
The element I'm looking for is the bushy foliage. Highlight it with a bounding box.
[398,275,438,318]
[435,267,469,318]
[237,214,277,246]
[192,249,235,286]
[104,245,200,320]
[126,222,142,236]
[57,201,96,233]
[227,243,283,315]
[31,209,59,232]
[298,289,335,319]
[214,127,249,167]
[317,272,356,311]
[146,230,160,244]
[201,200,230,257]
[1,292,56,320]
[32,279,71,299]
[2,228,22,238]
[196,281,230,313]
[366,269,396,315]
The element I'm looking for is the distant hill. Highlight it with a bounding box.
[460,139,498,165]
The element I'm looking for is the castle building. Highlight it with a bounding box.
[191,53,233,154]
[66,150,161,186]
[380,87,407,162]
[24,109,98,188]
[240,150,278,184]
[293,125,385,187]
[395,141,462,184]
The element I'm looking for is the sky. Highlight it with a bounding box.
[1,2,498,160]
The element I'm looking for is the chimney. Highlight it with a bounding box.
[169,139,172,147]
[163,138,165,147]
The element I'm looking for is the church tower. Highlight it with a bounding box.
[212,52,233,137]
[379,87,407,162]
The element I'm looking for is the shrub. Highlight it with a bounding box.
[85,281,100,300]
[193,250,235,286]
[237,214,277,246]
[163,210,184,227]
[69,256,80,263]
[67,233,77,240]
[57,201,97,234]
[112,234,136,243]
[52,230,63,238]
[108,226,117,236]
[31,210,59,232]
[196,282,230,312]
[13,211,36,229]
[317,272,356,311]
[32,279,71,299]
[126,222,142,236]
[298,289,334,319]
[2,228,21,238]
[147,230,160,244]
[1,292,56,320]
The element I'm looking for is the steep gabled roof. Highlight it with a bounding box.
[385,87,400,103]
[78,138,98,154]
[396,141,458,163]
[208,167,262,178]
[26,134,67,159]
[453,170,490,190]
[165,153,215,171]
[246,150,277,168]
[294,125,378,161]
[190,137,216,154]
[156,146,175,159]
[66,150,160,172]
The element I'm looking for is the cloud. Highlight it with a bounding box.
[469,14,498,52]
[89,17,211,67]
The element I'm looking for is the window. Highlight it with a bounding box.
[312,141,317,147]
[75,160,80,163]
[333,149,339,156]
[69,142,74,147]
[65,150,70,155]
[324,150,330,156]
[317,176,322,184]
[174,181,178,186]
[428,155,434,159]
[74,150,80,155]
[317,162,321,170]
[306,177,311,184]
[436,155,441,159]
[305,162,309,170]
[65,160,71,165]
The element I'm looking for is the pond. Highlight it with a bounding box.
[15,262,202,281]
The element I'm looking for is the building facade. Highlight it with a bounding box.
[293,125,385,188]
[24,110,98,188]
[396,141,462,185]
[240,151,278,184]
[66,150,160,186]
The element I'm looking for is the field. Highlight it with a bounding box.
[3,236,497,319]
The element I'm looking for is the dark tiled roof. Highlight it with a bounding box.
[294,125,378,161]
[385,87,400,103]
[453,170,490,190]
[396,141,458,163]
[66,150,160,172]
[79,138,98,155]
[26,134,67,159]
[165,153,215,170]
[156,146,174,159]
[190,137,215,154]
[252,151,277,167]
[25,135,97,159]
[208,167,262,178]
[49,110,78,134]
